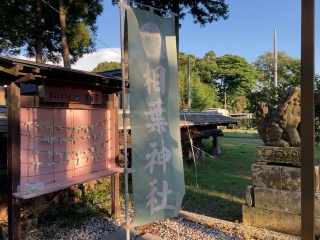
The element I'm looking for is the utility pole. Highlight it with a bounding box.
[274,29,278,96]
[224,89,227,115]
[187,57,191,112]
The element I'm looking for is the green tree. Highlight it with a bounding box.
[112,0,229,51]
[0,0,103,65]
[191,75,219,111]
[92,61,121,72]
[316,74,320,93]
[253,51,301,106]
[178,52,219,111]
[195,51,218,85]
[178,70,219,111]
[115,0,229,24]
[0,1,31,55]
[178,70,189,110]
[215,54,258,113]
[178,51,218,86]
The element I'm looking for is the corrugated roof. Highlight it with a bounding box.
[118,110,238,129]
[179,112,238,127]
[98,69,122,79]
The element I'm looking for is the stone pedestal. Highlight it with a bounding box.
[243,146,320,236]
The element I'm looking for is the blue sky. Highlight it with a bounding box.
[73,0,320,73]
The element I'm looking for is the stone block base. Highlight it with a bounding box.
[251,164,320,191]
[245,186,320,216]
[243,205,320,236]
[257,146,301,166]
[244,146,320,236]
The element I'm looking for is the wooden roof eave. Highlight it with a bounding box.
[0,56,129,94]
[0,62,23,77]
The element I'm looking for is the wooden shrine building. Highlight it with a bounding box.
[0,56,127,239]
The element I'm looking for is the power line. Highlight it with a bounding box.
[96,39,121,55]
[41,0,60,15]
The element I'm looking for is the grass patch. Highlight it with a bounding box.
[182,134,262,222]
[222,128,258,135]
[182,130,320,222]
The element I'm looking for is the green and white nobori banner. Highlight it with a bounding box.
[127,6,185,227]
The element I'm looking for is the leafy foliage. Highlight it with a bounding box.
[252,51,301,107]
[112,0,228,51]
[0,1,32,55]
[190,74,218,111]
[112,0,229,25]
[0,0,103,64]
[178,53,220,111]
[92,61,121,72]
[214,54,258,113]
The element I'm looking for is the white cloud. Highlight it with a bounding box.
[72,48,121,71]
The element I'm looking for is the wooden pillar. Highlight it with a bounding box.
[210,136,221,155]
[0,86,6,105]
[110,93,120,218]
[113,93,120,168]
[111,173,120,218]
[301,0,315,239]
[7,82,21,240]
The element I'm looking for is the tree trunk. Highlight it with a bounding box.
[59,0,71,68]
[35,0,42,63]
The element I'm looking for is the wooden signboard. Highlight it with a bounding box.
[43,82,102,105]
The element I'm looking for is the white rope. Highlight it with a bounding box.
[181,114,198,209]
[192,145,215,160]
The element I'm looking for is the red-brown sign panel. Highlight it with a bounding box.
[20,108,115,185]
[43,82,102,104]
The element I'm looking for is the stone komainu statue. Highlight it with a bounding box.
[256,86,301,147]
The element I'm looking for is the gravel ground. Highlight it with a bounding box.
[3,210,301,240]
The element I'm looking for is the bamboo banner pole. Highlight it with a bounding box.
[119,1,130,239]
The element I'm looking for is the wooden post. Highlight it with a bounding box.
[110,93,120,218]
[113,93,120,168]
[210,136,221,155]
[301,0,315,238]
[7,82,21,240]
[111,173,120,218]
[0,86,6,105]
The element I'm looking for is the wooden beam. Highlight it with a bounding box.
[301,0,315,239]
[14,73,35,83]
[13,168,123,199]
[32,67,41,74]
[7,82,21,240]
[0,64,23,76]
